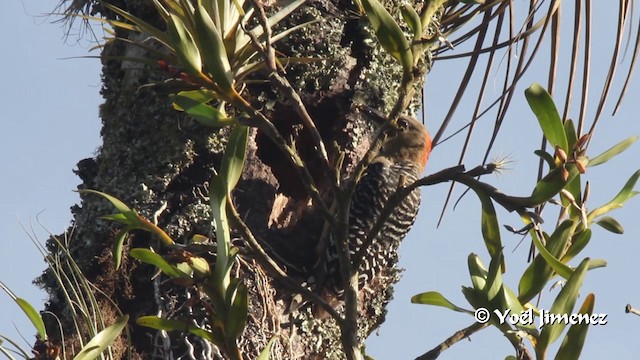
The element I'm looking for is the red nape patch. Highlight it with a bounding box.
[421,131,433,170]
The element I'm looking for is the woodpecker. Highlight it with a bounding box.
[321,114,432,297]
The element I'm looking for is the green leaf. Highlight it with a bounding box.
[167,13,202,77]
[530,224,573,280]
[419,0,447,34]
[226,282,248,340]
[564,119,578,152]
[588,136,638,167]
[401,3,422,42]
[137,316,223,343]
[136,316,189,331]
[562,229,592,263]
[171,92,234,127]
[534,149,555,168]
[525,83,568,152]
[100,3,172,47]
[554,293,595,360]
[16,299,47,340]
[461,286,489,312]
[411,291,473,314]
[257,337,277,360]
[536,258,590,356]
[79,189,138,224]
[100,213,130,224]
[527,165,579,206]
[467,253,488,291]
[484,250,504,303]
[73,315,129,360]
[112,228,130,270]
[129,248,187,278]
[194,1,235,95]
[595,216,624,234]
[210,174,231,290]
[0,282,47,340]
[587,259,607,270]
[519,220,575,301]
[501,286,533,331]
[361,0,413,74]
[477,189,502,257]
[588,170,640,220]
[221,125,249,192]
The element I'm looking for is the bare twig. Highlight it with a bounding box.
[235,100,333,220]
[625,304,640,316]
[225,197,343,322]
[416,322,488,360]
[246,0,336,192]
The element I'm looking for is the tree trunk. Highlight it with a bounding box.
[39,0,426,358]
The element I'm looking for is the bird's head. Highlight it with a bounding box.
[379,115,432,171]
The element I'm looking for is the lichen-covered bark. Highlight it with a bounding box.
[39,0,427,358]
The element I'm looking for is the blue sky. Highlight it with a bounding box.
[2,1,640,359]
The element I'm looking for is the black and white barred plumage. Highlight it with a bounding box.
[320,115,431,296]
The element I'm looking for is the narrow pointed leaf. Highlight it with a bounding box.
[72,315,129,360]
[15,298,47,340]
[221,125,249,191]
[588,136,638,167]
[210,175,231,289]
[562,229,592,263]
[401,4,422,41]
[129,248,186,278]
[112,228,130,270]
[477,189,502,257]
[519,221,574,301]
[78,189,140,227]
[100,3,171,46]
[136,316,189,331]
[257,337,278,360]
[167,14,202,77]
[78,189,135,220]
[467,253,488,291]
[588,170,640,220]
[534,149,555,168]
[484,250,504,302]
[361,0,413,73]
[226,282,248,340]
[194,1,235,94]
[171,93,234,127]
[554,293,595,360]
[564,120,578,152]
[537,258,590,355]
[530,226,573,280]
[411,291,473,314]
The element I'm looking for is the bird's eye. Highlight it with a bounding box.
[397,118,409,130]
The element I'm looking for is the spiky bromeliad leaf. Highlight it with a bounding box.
[171,90,235,127]
[361,0,413,75]
[194,1,236,96]
[167,13,203,78]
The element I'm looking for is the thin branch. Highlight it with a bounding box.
[225,197,343,322]
[246,0,336,193]
[235,100,333,221]
[415,322,488,360]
